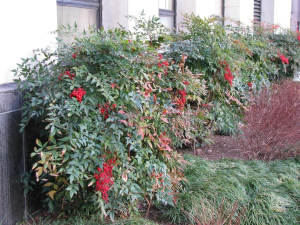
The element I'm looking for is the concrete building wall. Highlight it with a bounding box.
[0,1,57,224]
[196,0,218,19]
[291,0,300,30]
[0,0,57,85]
[240,0,254,26]
[224,0,254,26]
[274,0,292,28]
[102,0,129,29]
[102,0,159,31]
[176,0,197,29]
[0,84,25,225]
[128,0,159,30]
[262,0,275,25]
[224,0,240,22]
[262,0,293,28]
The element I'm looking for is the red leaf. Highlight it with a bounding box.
[137,127,145,139]
[111,83,119,89]
[119,120,133,127]
[161,115,169,123]
[119,120,128,125]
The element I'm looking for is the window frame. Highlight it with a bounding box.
[159,0,177,31]
[57,0,102,28]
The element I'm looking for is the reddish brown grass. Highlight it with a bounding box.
[238,79,300,160]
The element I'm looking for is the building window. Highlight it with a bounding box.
[159,0,176,30]
[254,0,262,22]
[57,0,102,31]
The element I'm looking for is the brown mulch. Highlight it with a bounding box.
[193,135,246,161]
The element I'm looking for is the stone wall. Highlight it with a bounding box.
[0,83,26,225]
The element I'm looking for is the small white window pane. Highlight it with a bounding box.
[160,16,174,30]
[57,5,97,43]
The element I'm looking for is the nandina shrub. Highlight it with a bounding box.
[14,16,208,220]
[167,15,300,135]
[166,15,263,135]
[238,79,300,160]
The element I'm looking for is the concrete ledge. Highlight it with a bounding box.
[0,83,22,114]
[0,83,25,225]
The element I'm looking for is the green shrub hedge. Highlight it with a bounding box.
[14,14,300,220]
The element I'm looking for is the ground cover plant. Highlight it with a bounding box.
[18,214,158,225]
[161,154,300,225]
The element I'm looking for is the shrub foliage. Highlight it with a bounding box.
[14,14,300,219]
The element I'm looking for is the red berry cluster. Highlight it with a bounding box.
[247,82,252,88]
[220,61,234,86]
[70,87,86,103]
[58,71,75,80]
[183,80,190,85]
[278,52,289,65]
[158,54,170,75]
[72,52,78,59]
[151,170,164,183]
[297,35,300,42]
[94,158,116,203]
[176,89,187,110]
[145,88,152,98]
[98,103,117,120]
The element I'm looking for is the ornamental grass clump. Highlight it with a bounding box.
[14,16,209,220]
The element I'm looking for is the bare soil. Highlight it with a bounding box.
[193,135,245,161]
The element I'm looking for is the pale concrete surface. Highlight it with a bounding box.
[262,0,275,25]
[0,83,25,225]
